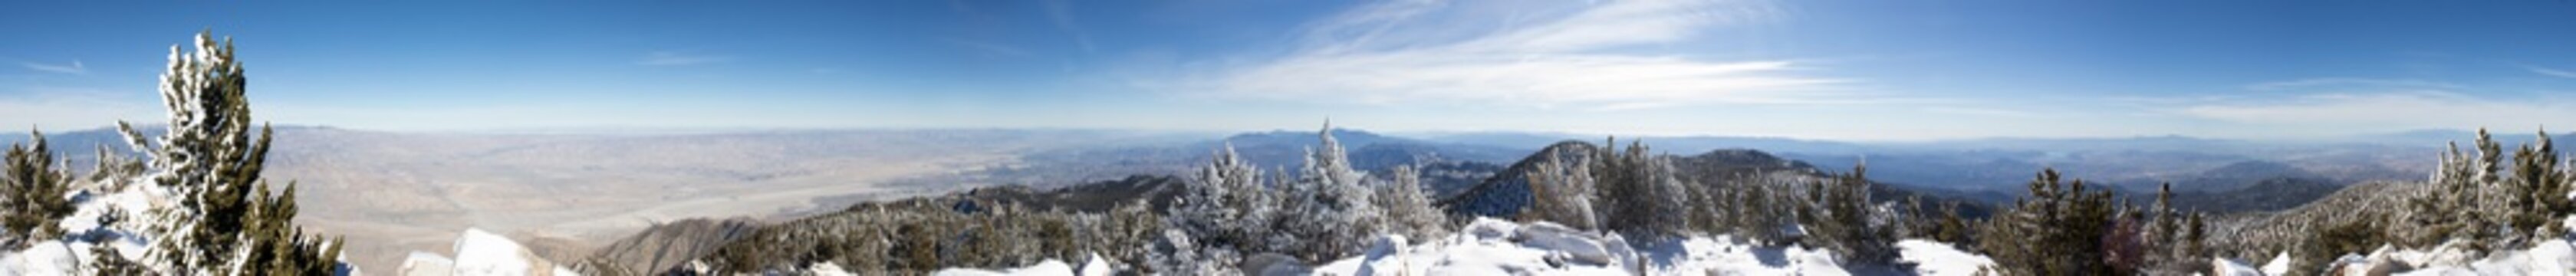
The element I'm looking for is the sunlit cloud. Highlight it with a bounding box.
[1173,0,1849,110]
[2528,65,2576,79]
[637,51,729,66]
[19,61,86,74]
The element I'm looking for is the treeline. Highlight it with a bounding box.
[1508,139,1908,266]
[2205,129,2576,275]
[689,198,1162,274]
[1972,169,2212,274]
[1153,123,1451,274]
[687,126,2573,275]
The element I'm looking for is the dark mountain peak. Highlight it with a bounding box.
[1439,140,1604,218]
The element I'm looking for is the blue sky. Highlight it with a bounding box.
[5,0,2576,140]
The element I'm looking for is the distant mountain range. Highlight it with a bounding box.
[1401,130,2462,193]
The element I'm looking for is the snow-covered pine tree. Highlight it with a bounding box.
[1377,165,1449,242]
[1729,171,1799,244]
[1272,121,1379,261]
[1802,163,1897,265]
[2507,130,2569,240]
[1521,146,1597,231]
[1589,138,1693,239]
[1162,141,1262,273]
[3,130,76,247]
[124,30,344,275]
[2407,139,2475,248]
[1979,168,2117,275]
[1173,142,1252,246]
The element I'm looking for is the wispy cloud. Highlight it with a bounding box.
[1038,0,1095,53]
[19,61,85,74]
[2528,65,2576,79]
[637,51,729,66]
[946,38,1035,58]
[2242,77,2461,91]
[1171,0,1847,110]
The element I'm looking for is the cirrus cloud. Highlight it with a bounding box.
[20,61,87,74]
[1170,0,1849,110]
[637,51,729,66]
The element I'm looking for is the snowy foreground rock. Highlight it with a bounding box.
[400,228,581,276]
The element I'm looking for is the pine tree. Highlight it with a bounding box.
[1377,165,1449,242]
[1520,146,1597,231]
[2508,130,2569,241]
[127,30,346,274]
[4,130,76,247]
[1272,121,1377,261]
[1589,138,1693,239]
[1804,163,1898,265]
[1164,141,1265,272]
[1979,168,2117,275]
[1930,202,1973,248]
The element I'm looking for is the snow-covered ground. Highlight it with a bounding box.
[1308,218,1993,275]
[919,218,1995,275]
[927,254,1115,276]
[1,180,166,276]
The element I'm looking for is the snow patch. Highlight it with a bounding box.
[1897,240,1993,276]
[2262,251,2291,275]
[450,228,578,276]
[2,180,164,275]
[929,259,1076,276]
[1301,218,1995,275]
[1079,253,1113,276]
[2213,257,2263,276]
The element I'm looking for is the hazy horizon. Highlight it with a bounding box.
[9,1,2576,141]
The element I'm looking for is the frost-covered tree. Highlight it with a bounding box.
[1162,141,1266,272]
[2506,130,2571,240]
[1377,165,1449,242]
[1520,146,1597,231]
[1272,122,1379,261]
[1148,228,1240,276]
[1802,163,1898,265]
[1589,138,1693,239]
[120,31,344,274]
[3,130,76,247]
[1717,170,1805,245]
[1979,168,2117,275]
[2393,128,2576,258]
[1171,142,1252,245]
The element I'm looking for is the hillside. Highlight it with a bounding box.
[1441,141,1995,219]
[572,218,762,275]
